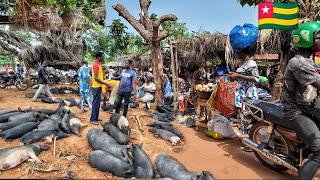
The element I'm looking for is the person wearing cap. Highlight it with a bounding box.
[113,60,137,117]
[90,52,111,125]
[137,72,156,111]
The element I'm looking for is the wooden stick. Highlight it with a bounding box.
[53,136,57,157]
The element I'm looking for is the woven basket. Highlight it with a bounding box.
[196,91,212,100]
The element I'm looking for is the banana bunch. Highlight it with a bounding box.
[196,83,215,92]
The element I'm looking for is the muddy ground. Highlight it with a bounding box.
[0,87,292,179]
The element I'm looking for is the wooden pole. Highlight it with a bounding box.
[169,41,177,109]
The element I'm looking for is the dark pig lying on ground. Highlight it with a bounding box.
[155,155,215,180]
[0,109,16,116]
[149,128,182,145]
[0,144,48,170]
[61,111,71,133]
[35,109,55,116]
[0,111,23,123]
[37,119,60,131]
[49,114,62,124]
[149,114,171,122]
[103,123,129,145]
[20,130,69,144]
[1,122,40,140]
[0,117,38,130]
[8,112,38,122]
[146,121,172,127]
[109,113,131,136]
[154,124,183,139]
[132,144,154,178]
[89,150,134,178]
[87,128,117,144]
[87,128,132,164]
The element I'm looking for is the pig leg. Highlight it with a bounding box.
[28,152,42,164]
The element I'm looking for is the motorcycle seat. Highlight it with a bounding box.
[254,101,292,129]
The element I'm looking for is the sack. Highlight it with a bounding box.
[214,79,237,117]
[212,113,237,139]
[229,24,258,52]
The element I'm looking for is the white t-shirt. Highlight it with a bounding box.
[142,82,156,96]
[108,69,115,79]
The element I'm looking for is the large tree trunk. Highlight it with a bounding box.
[272,31,291,101]
[151,42,163,103]
[170,42,178,109]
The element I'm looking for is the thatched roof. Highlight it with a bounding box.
[18,45,81,69]
[176,30,283,70]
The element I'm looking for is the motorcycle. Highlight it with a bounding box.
[239,99,313,175]
[0,73,28,91]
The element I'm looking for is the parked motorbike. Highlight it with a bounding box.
[0,73,28,90]
[66,73,79,85]
[239,99,317,175]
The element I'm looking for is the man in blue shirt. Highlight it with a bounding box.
[113,60,137,117]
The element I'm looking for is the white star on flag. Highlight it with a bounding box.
[262,5,270,14]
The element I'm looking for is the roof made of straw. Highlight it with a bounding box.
[18,45,81,69]
[176,30,283,69]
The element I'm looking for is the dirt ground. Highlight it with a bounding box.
[0,87,292,179]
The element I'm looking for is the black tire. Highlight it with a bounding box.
[0,80,6,89]
[31,78,38,87]
[15,81,28,91]
[249,122,293,172]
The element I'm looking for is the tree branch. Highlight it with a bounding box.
[113,4,151,40]
[154,14,177,27]
[157,31,169,41]
[139,0,152,31]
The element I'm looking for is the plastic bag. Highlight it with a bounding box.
[214,79,237,117]
[211,112,237,139]
[229,23,258,52]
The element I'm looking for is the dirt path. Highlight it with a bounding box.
[0,88,292,179]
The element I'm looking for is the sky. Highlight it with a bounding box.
[106,0,258,34]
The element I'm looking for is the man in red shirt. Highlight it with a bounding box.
[90,52,111,124]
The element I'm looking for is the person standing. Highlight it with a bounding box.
[78,61,92,112]
[16,64,24,76]
[113,60,137,117]
[32,61,54,101]
[163,74,173,104]
[90,52,111,125]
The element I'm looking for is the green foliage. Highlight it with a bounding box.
[0,55,14,66]
[162,21,189,41]
[108,19,130,55]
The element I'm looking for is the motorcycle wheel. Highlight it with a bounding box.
[15,81,28,91]
[31,78,38,87]
[249,122,294,172]
[0,80,6,89]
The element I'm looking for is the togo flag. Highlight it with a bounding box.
[258,2,299,30]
